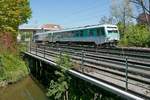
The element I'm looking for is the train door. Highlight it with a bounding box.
[96,27,106,44]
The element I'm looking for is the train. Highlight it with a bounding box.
[33,24,120,46]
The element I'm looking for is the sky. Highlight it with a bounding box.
[23,0,111,28]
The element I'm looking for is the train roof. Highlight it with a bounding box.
[35,32,52,35]
[52,24,118,33]
[35,24,118,35]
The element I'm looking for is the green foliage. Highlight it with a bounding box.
[119,25,150,47]
[0,51,28,83]
[47,53,72,100]
[117,22,125,38]
[0,0,31,84]
[0,56,5,81]
[46,53,123,100]
[46,72,70,100]
[19,32,32,42]
[0,0,31,32]
[56,53,73,70]
[17,42,28,52]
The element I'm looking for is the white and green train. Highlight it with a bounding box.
[33,24,120,46]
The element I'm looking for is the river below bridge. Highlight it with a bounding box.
[0,75,48,100]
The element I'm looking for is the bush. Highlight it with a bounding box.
[47,53,72,100]
[119,25,150,47]
[0,51,28,84]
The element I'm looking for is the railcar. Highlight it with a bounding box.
[33,32,49,43]
[33,24,120,46]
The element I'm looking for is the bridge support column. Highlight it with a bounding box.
[29,57,34,74]
[32,58,36,77]
[35,59,41,80]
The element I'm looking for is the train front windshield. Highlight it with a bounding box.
[106,28,120,41]
[107,30,118,34]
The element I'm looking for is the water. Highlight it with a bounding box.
[0,76,48,100]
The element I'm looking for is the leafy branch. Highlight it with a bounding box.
[47,53,72,100]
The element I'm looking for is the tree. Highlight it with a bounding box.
[111,0,133,24]
[130,0,150,28]
[0,0,31,31]
[111,0,133,34]
[99,16,114,24]
[119,25,150,47]
[0,0,31,50]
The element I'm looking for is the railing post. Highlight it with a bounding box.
[30,41,31,53]
[36,44,37,55]
[44,46,45,58]
[125,56,128,91]
[59,48,62,66]
[26,42,28,52]
[81,50,84,72]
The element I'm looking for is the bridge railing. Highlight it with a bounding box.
[27,43,150,99]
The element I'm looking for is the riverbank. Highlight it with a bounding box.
[0,75,48,100]
[0,49,29,87]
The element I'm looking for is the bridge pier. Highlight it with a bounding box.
[28,57,34,75]
[36,59,41,80]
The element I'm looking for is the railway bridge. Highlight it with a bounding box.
[23,43,150,100]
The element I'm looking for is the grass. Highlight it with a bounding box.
[0,47,29,86]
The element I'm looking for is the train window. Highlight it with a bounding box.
[89,29,94,36]
[72,31,76,37]
[100,27,105,35]
[34,35,38,39]
[79,30,83,37]
[108,30,118,33]
[62,32,66,38]
[75,31,80,37]
[64,32,68,38]
[96,28,100,36]
[93,29,97,36]
[69,31,73,37]
[96,27,105,36]
[83,30,88,37]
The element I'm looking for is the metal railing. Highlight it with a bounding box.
[27,43,150,99]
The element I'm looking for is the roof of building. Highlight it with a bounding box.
[41,24,61,30]
[19,23,62,32]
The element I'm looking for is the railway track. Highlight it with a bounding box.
[29,44,150,99]
[37,45,150,68]
[36,43,150,62]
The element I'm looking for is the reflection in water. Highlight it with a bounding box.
[0,76,48,100]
